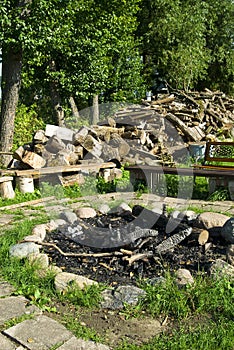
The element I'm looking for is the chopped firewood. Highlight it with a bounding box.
[198,230,209,245]
[123,252,153,265]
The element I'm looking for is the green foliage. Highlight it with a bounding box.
[207,187,230,201]
[0,188,41,208]
[138,0,234,94]
[58,283,105,308]
[117,273,234,349]
[117,319,234,350]
[140,273,191,319]
[13,103,45,150]
[62,313,104,343]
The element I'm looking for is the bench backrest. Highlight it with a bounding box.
[205,141,234,163]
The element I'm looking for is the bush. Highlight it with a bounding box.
[13,104,46,150]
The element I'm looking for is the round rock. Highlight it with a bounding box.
[75,207,97,219]
[55,272,97,292]
[175,268,194,287]
[9,242,40,259]
[98,204,110,215]
[60,210,78,224]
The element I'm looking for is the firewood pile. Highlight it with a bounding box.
[143,88,234,143]
[10,89,234,173]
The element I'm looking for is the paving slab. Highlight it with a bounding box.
[0,333,26,350]
[0,296,40,325]
[0,215,14,231]
[4,315,73,350]
[0,280,16,297]
[56,336,111,350]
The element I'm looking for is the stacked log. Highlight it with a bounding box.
[143,89,234,142]
[10,89,234,172]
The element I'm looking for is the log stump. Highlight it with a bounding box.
[0,177,15,199]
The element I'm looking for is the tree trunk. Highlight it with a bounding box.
[0,0,32,168]
[92,94,99,125]
[69,96,80,119]
[0,47,22,167]
[49,60,64,126]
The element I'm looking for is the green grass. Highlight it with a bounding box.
[139,273,234,320]
[0,216,234,349]
[115,274,234,350]
[61,313,104,343]
[0,188,42,207]
[117,319,234,350]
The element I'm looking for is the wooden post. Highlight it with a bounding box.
[92,94,99,125]
[0,177,15,199]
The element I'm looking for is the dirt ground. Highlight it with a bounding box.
[46,301,165,347]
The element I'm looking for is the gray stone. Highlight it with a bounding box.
[175,268,194,287]
[0,214,14,227]
[75,207,97,219]
[178,210,198,222]
[52,219,67,227]
[56,336,110,350]
[46,220,59,232]
[209,259,234,280]
[0,280,16,297]
[9,242,41,259]
[98,204,111,215]
[4,315,73,350]
[0,296,40,325]
[101,285,146,310]
[60,210,78,224]
[45,124,74,142]
[151,206,163,215]
[221,217,234,243]
[196,212,229,230]
[227,245,234,266]
[31,224,47,239]
[146,276,166,286]
[27,253,49,269]
[0,333,26,350]
[54,272,98,292]
[109,202,132,215]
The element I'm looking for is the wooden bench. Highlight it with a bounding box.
[0,162,117,198]
[193,141,234,170]
[125,141,234,192]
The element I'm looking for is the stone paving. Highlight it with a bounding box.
[0,280,111,350]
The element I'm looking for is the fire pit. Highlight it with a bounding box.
[42,204,229,286]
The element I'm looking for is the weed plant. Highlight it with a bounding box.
[116,274,234,349]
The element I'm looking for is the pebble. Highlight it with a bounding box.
[101,285,146,310]
[54,272,98,292]
[98,204,110,215]
[75,207,97,219]
[60,210,78,224]
[175,268,194,287]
